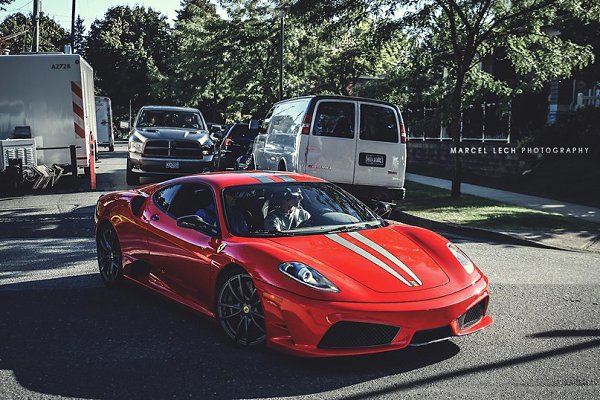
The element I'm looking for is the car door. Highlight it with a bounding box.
[353,102,406,188]
[305,100,357,184]
[144,183,217,307]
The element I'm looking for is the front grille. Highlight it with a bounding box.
[143,140,203,158]
[458,300,485,330]
[410,325,453,346]
[318,321,400,349]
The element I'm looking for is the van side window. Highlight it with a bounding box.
[360,104,399,143]
[312,102,355,139]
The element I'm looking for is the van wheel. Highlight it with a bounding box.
[109,145,114,152]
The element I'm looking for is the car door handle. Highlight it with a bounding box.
[151,215,160,221]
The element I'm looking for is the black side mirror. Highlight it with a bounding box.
[372,201,394,218]
[177,215,219,236]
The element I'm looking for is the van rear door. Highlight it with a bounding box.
[306,100,357,184]
[353,102,406,188]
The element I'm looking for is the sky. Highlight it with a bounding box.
[0,0,225,30]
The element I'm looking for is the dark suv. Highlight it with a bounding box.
[216,123,258,170]
[126,106,215,185]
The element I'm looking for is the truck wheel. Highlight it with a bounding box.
[126,159,140,186]
[109,145,114,152]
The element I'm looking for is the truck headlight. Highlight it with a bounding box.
[278,262,339,292]
[447,243,475,274]
[129,132,145,153]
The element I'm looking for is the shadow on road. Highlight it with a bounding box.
[0,276,460,399]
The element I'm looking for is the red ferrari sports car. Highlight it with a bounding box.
[95,171,491,357]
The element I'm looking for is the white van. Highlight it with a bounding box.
[95,96,114,152]
[250,95,407,201]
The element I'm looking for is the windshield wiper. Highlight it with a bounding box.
[254,229,297,237]
[319,222,382,234]
[319,225,362,234]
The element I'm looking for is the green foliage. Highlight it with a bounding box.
[72,16,86,55]
[84,6,175,118]
[0,12,68,54]
[0,0,14,11]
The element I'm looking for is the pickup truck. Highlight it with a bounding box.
[127,106,215,185]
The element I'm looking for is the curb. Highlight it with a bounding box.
[391,210,570,252]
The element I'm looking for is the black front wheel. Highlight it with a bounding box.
[96,224,124,286]
[216,270,266,346]
[126,158,140,186]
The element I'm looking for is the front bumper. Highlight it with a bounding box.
[129,152,215,175]
[254,277,491,357]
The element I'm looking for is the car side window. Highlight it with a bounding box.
[359,104,399,143]
[169,183,219,228]
[153,184,181,213]
[312,101,355,139]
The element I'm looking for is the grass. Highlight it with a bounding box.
[406,157,600,208]
[398,181,600,232]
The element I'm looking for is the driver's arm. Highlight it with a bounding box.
[264,213,283,232]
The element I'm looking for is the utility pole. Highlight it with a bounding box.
[279,11,284,101]
[32,0,41,52]
[70,0,76,52]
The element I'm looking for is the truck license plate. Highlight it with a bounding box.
[165,161,179,169]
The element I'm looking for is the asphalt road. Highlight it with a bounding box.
[0,144,598,400]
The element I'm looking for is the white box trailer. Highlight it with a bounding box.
[95,96,114,151]
[0,53,97,170]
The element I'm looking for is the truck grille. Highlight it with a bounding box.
[318,321,400,349]
[143,140,204,158]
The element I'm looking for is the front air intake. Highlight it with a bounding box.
[318,321,400,349]
[458,300,485,330]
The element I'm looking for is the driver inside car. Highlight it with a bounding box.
[264,187,311,232]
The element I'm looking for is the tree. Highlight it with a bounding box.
[0,12,68,54]
[0,0,15,11]
[85,6,175,118]
[295,0,597,197]
[72,16,86,55]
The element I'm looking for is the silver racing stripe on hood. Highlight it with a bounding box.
[325,234,413,287]
[347,231,423,286]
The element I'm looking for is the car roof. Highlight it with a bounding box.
[272,95,398,109]
[140,105,201,113]
[155,171,326,191]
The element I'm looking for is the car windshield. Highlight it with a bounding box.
[137,110,206,130]
[222,182,384,237]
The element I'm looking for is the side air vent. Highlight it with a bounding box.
[131,195,147,217]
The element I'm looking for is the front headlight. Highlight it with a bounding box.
[278,262,340,292]
[129,132,145,153]
[447,243,475,274]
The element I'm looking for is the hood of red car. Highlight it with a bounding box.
[267,226,450,293]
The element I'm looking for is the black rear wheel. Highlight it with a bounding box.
[216,270,266,346]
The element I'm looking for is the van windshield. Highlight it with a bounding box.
[222,182,384,237]
[137,110,206,130]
